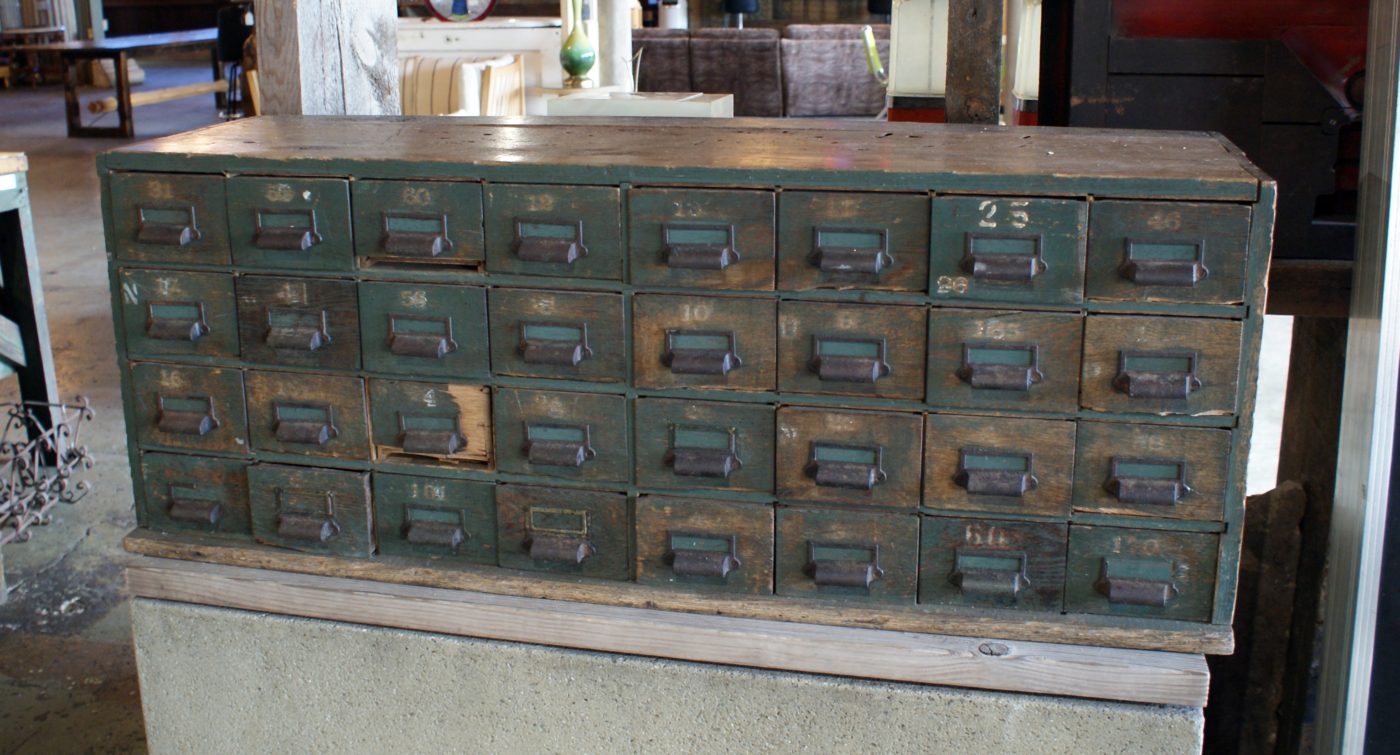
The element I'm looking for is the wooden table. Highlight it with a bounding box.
[12,28,221,138]
[0,25,65,86]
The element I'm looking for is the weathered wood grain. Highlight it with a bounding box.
[777,300,927,400]
[244,370,370,461]
[775,406,923,508]
[924,413,1076,518]
[778,191,930,293]
[633,294,777,392]
[368,379,492,467]
[235,275,361,371]
[252,0,398,116]
[247,464,373,557]
[920,516,1068,612]
[1065,525,1219,623]
[629,187,776,290]
[1080,315,1244,418]
[635,495,774,595]
[925,309,1084,414]
[775,507,920,604]
[0,153,27,175]
[487,288,626,383]
[1073,421,1231,521]
[492,387,629,483]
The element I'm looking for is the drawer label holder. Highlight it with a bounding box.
[166,483,223,528]
[810,335,891,384]
[398,413,467,456]
[1096,555,1180,608]
[387,314,457,359]
[381,211,452,258]
[1114,350,1202,400]
[526,507,595,564]
[514,218,587,265]
[136,205,200,247]
[266,308,331,352]
[403,502,468,551]
[254,207,322,251]
[1120,238,1208,287]
[810,226,891,275]
[274,402,339,446]
[1105,458,1191,506]
[156,394,220,437]
[664,330,742,375]
[951,549,1029,600]
[666,425,742,479]
[520,321,592,367]
[275,488,341,543]
[524,423,596,467]
[663,222,739,270]
[955,448,1037,497]
[807,542,884,589]
[805,442,887,490]
[668,532,741,580]
[958,342,1043,392]
[961,233,1045,283]
[146,301,210,343]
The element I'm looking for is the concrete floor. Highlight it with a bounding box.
[0,55,1294,754]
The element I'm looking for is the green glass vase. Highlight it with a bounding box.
[560,0,597,88]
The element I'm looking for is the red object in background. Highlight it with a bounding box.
[888,108,946,123]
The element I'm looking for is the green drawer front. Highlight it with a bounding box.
[775,507,919,604]
[1081,315,1243,418]
[484,184,622,280]
[778,191,929,293]
[352,179,485,266]
[634,398,775,493]
[930,196,1087,305]
[130,362,248,455]
[919,516,1067,612]
[141,452,251,537]
[119,269,239,360]
[496,484,629,580]
[493,387,630,483]
[635,495,774,595]
[1086,201,1251,305]
[775,407,923,509]
[236,275,361,371]
[227,176,353,271]
[369,378,492,468]
[374,473,496,565]
[248,463,372,556]
[778,300,927,400]
[110,172,231,264]
[633,294,777,392]
[1065,525,1219,622]
[1073,421,1231,522]
[359,281,489,380]
[245,370,370,461]
[629,187,777,290]
[925,309,1083,413]
[923,414,1076,518]
[488,288,626,383]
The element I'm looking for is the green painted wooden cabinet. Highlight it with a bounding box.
[103,117,1273,653]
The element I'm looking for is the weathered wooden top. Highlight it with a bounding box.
[102,116,1270,201]
[13,27,214,54]
[0,153,27,175]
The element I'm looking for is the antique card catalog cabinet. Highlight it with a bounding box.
[105,117,1273,654]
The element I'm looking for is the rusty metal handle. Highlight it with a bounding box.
[950,550,1028,600]
[381,212,453,258]
[146,301,210,343]
[961,233,1045,283]
[809,335,890,384]
[954,448,1037,497]
[958,343,1043,392]
[166,485,222,527]
[1096,556,1179,607]
[528,533,595,564]
[1113,350,1202,400]
[663,330,742,376]
[519,321,592,367]
[387,314,457,359]
[405,519,466,549]
[1105,458,1191,505]
[810,226,891,275]
[277,512,340,542]
[669,533,742,579]
[1119,239,1209,287]
[136,206,200,246]
[514,218,587,265]
[156,395,220,436]
[663,222,740,270]
[274,403,338,446]
[254,208,322,251]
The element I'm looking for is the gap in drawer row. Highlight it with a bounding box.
[110,172,1254,306]
[138,455,1222,623]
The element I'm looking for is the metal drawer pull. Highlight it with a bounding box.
[156,395,220,436]
[807,542,883,589]
[266,308,331,352]
[666,425,742,479]
[663,222,740,270]
[663,330,742,375]
[514,218,587,265]
[1106,458,1191,505]
[381,211,453,258]
[146,301,209,342]
[961,233,1045,283]
[955,448,1037,497]
[810,335,890,383]
[527,507,595,564]
[275,489,340,543]
[398,413,466,456]
[958,343,1043,391]
[136,206,201,246]
[403,504,467,550]
[1114,350,1201,399]
[520,321,592,366]
[951,550,1028,599]
[274,402,338,446]
[669,532,741,579]
[1096,556,1179,607]
[387,314,457,359]
[254,207,322,251]
[1120,239,1208,286]
[810,226,891,275]
[806,442,886,490]
[524,423,595,467]
[166,484,222,527]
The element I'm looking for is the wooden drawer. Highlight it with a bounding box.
[923,414,1075,518]
[140,452,250,537]
[488,288,625,383]
[929,196,1087,305]
[373,473,496,565]
[119,269,239,359]
[368,379,492,468]
[1086,201,1251,305]
[484,184,622,280]
[777,191,929,292]
[248,463,372,556]
[777,300,927,400]
[110,172,230,264]
[351,179,485,267]
[629,187,776,290]
[775,507,919,603]
[925,309,1083,413]
[236,275,361,371]
[633,294,777,392]
[633,398,775,493]
[635,496,774,594]
[775,407,922,508]
[1073,421,1231,522]
[919,516,1067,612]
[130,362,248,455]
[1081,315,1243,417]
[496,484,629,580]
[493,387,630,483]
[227,176,353,271]
[1065,524,1219,622]
[244,370,370,460]
[359,281,488,380]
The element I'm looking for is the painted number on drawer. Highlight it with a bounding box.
[936,276,970,295]
[409,482,447,500]
[399,290,429,309]
[978,199,1031,230]
[963,522,1009,547]
[400,186,433,206]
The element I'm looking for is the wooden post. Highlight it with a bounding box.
[251,0,399,116]
[945,0,1003,124]
[597,0,633,91]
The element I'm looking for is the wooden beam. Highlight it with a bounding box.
[251,0,399,115]
[1266,260,1353,317]
[945,0,1003,123]
[0,153,27,175]
[86,80,225,113]
[126,556,1211,707]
